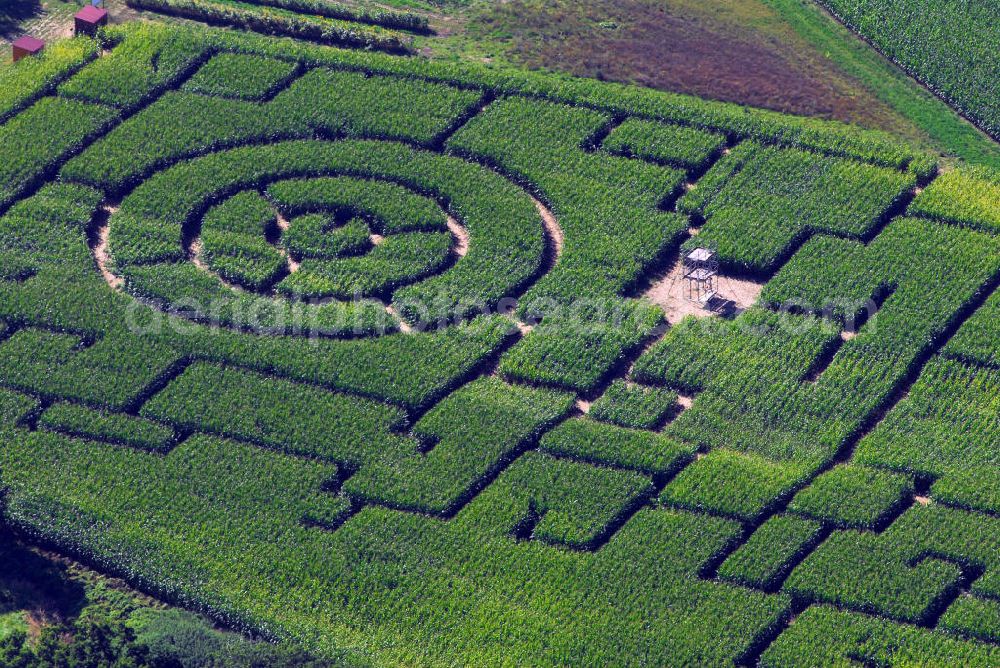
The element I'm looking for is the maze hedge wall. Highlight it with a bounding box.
[1,21,999,667]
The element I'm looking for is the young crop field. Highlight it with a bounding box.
[1,16,999,667]
[818,0,1000,141]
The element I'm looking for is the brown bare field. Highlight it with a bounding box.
[463,0,913,132]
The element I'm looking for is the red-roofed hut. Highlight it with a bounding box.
[12,36,44,63]
[75,5,109,36]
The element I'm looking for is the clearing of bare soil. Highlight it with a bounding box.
[642,256,764,325]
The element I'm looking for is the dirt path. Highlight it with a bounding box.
[273,212,301,273]
[91,206,124,291]
[384,304,413,333]
[446,214,469,257]
[532,197,563,259]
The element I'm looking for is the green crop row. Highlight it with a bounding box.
[498,300,664,393]
[786,530,961,623]
[0,421,789,664]
[449,96,688,307]
[0,180,516,412]
[909,165,1000,235]
[939,596,1000,643]
[0,387,37,425]
[448,97,685,390]
[945,289,1000,368]
[85,20,930,169]
[538,417,694,476]
[126,0,412,53]
[676,140,757,218]
[183,52,298,100]
[634,217,999,501]
[0,269,513,413]
[0,187,519,412]
[602,118,726,172]
[197,0,429,33]
[158,315,516,410]
[281,231,452,299]
[0,182,102,269]
[63,67,482,194]
[588,380,679,431]
[787,465,913,530]
[762,604,1000,667]
[140,361,413,466]
[124,262,392,336]
[0,37,99,123]
[6,19,996,664]
[783,504,1000,627]
[104,139,543,324]
[63,91,291,196]
[474,451,653,549]
[0,251,36,281]
[172,21,926,168]
[59,22,213,110]
[344,377,574,514]
[819,0,1000,139]
[633,307,838,454]
[717,514,823,590]
[204,190,276,236]
[283,214,369,259]
[0,97,117,210]
[855,357,1000,514]
[0,327,182,412]
[268,176,447,235]
[660,449,810,522]
[39,401,175,452]
[679,143,914,274]
[271,66,484,147]
[199,191,287,290]
[202,230,287,291]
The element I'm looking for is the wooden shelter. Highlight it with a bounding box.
[12,36,44,63]
[75,5,109,36]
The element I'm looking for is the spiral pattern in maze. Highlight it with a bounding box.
[102,139,550,336]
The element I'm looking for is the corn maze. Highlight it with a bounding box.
[2,21,1000,666]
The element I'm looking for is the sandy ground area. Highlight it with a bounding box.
[642,257,763,324]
